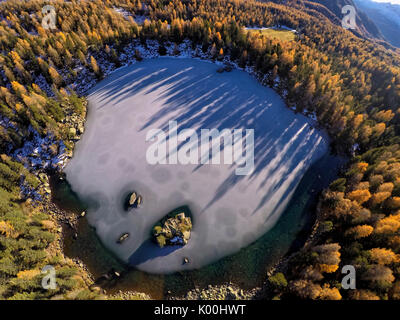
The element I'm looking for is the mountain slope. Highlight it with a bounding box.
[354,0,400,48]
[303,0,385,40]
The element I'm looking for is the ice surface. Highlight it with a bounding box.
[64,58,328,273]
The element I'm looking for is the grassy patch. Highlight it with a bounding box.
[247,28,296,42]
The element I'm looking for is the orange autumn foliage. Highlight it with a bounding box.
[319,284,342,300]
[17,269,41,280]
[347,189,371,204]
[346,225,374,239]
[375,214,400,234]
[356,162,369,172]
[369,248,399,265]
[371,192,392,205]
[318,264,339,273]
[386,197,400,209]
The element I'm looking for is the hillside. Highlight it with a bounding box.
[303,0,385,40]
[0,0,400,301]
[354,0,400,48]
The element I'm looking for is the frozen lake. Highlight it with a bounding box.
[65,58,328,273]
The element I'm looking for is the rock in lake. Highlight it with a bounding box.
[117,232,129,244]
[223,64,233,72]
[152,212,192,248]
[129,192,137,206]
[125,191,143,210]
[136,195,143,208]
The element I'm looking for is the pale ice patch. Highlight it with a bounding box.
[64,58,328,273]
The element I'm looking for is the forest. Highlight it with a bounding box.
[0,0,399,300]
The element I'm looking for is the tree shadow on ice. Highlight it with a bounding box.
[128,239,181,266]
[89,58,327,221]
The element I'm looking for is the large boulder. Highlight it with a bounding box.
[152,212,192,248]
[117,232,129,244]
[124,191,143,210]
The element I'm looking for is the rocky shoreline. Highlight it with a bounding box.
[6,42,330,300]
[172,283,259,300]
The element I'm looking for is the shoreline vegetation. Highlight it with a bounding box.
[0,0,400,300]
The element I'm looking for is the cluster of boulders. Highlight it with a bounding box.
[126,191,143,209]
[118,193,193,250]
[117,191,144,244]
[38,172,51,195]
[174,284,258,300]
[216,63,234,73]
[65,113,85,141]
[109,290,151,300]
[152,212,192,248]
